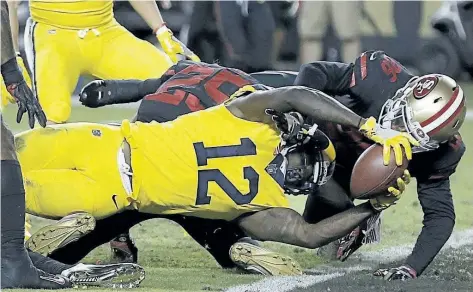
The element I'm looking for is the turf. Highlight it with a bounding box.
[2,84,472,291]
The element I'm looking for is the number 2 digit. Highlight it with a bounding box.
[193,138,260,205]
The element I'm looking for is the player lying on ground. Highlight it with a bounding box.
[76,57,466,280]
[17,65,416,272]
[25,61,412,275]
[0,2,144,289]
[0,0,199,124]
[291,50,466,280]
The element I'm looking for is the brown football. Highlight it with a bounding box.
[350,144,409,200]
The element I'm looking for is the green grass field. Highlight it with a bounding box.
[2,84,472,291]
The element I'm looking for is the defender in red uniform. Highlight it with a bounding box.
[294,51,466,280]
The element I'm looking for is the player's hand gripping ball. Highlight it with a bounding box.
[369,169,410,211]
[359,117,419,166]
[350,144,410,203]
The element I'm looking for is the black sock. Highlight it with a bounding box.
[1,160,27,252]
[27,250,72,274]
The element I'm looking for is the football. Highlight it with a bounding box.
[350,144,409,200]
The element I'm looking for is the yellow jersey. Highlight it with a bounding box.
[30,0,114,29]
[122,104,289,221]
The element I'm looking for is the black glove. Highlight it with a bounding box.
[7,80,47,128]
[373,265,417,281]
[2,58,46,128]
[79,80,111,108]
[265,109,305,143]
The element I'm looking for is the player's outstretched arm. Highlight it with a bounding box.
[237,203,376,249]
[227,86,366,129]
[228,86,419,166]
[79,78,163,108]
[128,0,200,63]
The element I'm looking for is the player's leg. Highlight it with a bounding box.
[298,1,327,63]
[24,19,81,124]
[214,0,249,70]
[16,123,131,219]
[91,22,172,81]
[330,1,361,62]
[246,1,275,72]
[47,211,156,264]
[16,123,131,258]
[172,216,303,276]
[1,120,71,289]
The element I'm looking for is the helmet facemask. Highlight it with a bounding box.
[379,76,440,152]
[280,124,336,195]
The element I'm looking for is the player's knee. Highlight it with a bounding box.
[1,121,17,161]
[42,100,71,123]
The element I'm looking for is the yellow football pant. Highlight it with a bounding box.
[16,123,132,219]
[24,18,173,123]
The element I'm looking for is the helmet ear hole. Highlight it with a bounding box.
[433,97,442,103]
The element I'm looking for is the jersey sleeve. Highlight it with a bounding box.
[294,61,353,96]
[405,134,465,275]
[348,50,413,104]
[413,134,465,182]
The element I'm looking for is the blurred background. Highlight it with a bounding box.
[13,0,473,88]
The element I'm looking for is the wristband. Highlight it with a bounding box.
[153,23,168,35]
[1,57,24,86]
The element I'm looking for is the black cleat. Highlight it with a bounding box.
[337,213,381,261]
[110,233,138,263]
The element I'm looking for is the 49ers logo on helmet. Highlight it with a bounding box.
[413,76,439,99]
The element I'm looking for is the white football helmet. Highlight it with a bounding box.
[379,74,466,151]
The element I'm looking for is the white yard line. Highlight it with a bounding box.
[225,273,344,292]
[225,229,473,292]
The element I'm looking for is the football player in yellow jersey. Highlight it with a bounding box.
[0,0,199,124]
[16,74,416,269]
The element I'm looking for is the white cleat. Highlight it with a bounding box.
[62,263,145,289]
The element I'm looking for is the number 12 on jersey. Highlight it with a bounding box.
[193,138,259,205]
